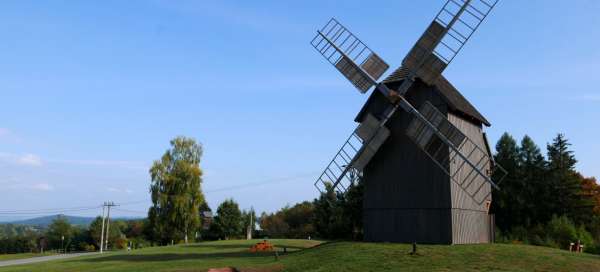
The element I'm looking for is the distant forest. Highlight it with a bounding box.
[2,132,599,255]
[259,132,600,254]
[491,133,599,251]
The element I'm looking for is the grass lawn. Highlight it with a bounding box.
[0,239,599,272]
[0,252,55,261]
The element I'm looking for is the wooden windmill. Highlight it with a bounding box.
[310,0,507,244]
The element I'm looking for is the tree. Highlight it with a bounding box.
[46,216,72,251]
[580,175,600,216]
[87,217,125,250]
[88,216,104,248]
[259,202,315,239]
[491,133,521,231]
[546,133,589,223]
[260,211,289,238]
[283,201,315,238]
[214,199,243,239]
[343,180,364,240]
[148,136,206,244]
[518,135,548,225]
[312,182,352,239]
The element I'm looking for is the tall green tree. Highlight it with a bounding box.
[214,199,243,239]
[343,180,364,240]
[518,135,548,225]
[546,134,591,224]
[491,133,521,231]
[46,216,72,251]
[312,182,352,239]
[149,136,206,244]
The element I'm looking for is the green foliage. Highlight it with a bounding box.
[213,199,243,239]
[149,136,206,244]
[88,216,104,248]
[259,201,315,239]
[545,215,578,248]
[491,133,523,230]
[490,132,600,254]
[46,216,72,251]
[312,179,363,240]
[0,236,38,254]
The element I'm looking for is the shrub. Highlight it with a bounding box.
[509,225,529,243]
[546,215,577,249]
[576,224,594,249]
[84,244,96,252]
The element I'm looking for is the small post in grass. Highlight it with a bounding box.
[411,242,417,255]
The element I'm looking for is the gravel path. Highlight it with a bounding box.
[0,252,99,267]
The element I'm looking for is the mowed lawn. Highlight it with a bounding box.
[1,239,600,272]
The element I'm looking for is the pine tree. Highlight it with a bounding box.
[518,135,548,225]
[546,133,589,224]
[546,134,576,215]
[491,132,521,231]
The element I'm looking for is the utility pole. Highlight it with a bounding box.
[104,201,118,251]
[100,203,106,253]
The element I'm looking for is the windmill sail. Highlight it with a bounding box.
[312,0,502,196]
[311,18,389,93]
[405,101,507,204]
[401,0,499,88]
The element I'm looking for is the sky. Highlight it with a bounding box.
[0,0,599,221]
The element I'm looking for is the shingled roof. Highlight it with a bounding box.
[379,67,491,126]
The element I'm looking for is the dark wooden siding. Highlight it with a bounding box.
[362,82,453,244]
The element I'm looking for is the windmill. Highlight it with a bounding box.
[310,0,507,244]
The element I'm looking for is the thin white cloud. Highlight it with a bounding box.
[17,154,42,166]
[579,94,600,102]
[107,187,134,194]
[0,153,43,167]
[30,183,53,191]
[49,159,148,170]
[7,182,54,192]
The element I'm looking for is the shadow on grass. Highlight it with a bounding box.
[78,243,328,263]
[78,251,277,263]
[183,244,306,250]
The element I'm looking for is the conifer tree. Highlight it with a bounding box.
[491,132,521,231]
[518,135,547,225]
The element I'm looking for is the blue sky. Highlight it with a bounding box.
[0,0,598,221]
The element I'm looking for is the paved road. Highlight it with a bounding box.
[0,252,99,267]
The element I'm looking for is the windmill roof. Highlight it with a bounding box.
[358,67,491,126]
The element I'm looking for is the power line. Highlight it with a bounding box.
[0,171,320,216]
[118,171,320,206]
[0,206,101,215]
[112,208,146,214]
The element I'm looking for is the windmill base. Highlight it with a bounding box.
[363,208,493,244]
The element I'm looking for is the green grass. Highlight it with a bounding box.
[0,252,55,261]
[1,239,599,272]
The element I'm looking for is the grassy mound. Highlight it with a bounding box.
[1,239,599,272]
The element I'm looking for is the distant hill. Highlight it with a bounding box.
[3,214,145,227]
[8,215,95,227]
